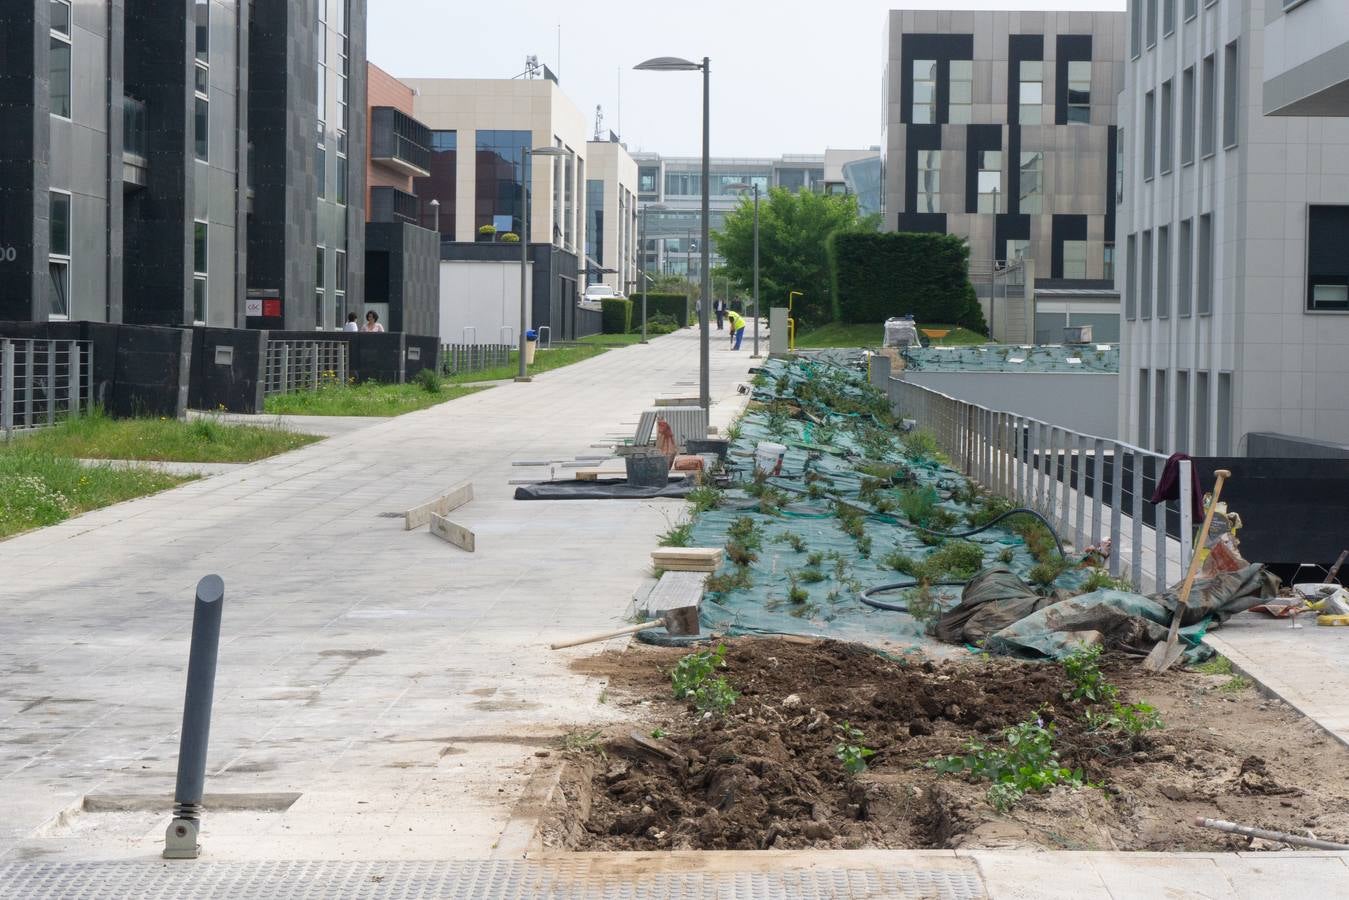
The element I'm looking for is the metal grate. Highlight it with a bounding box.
[441,343,511,377]
[1,338,94,439]
[0,859,985,899]
[264,341,350,396]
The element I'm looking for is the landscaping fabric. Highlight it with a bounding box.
[902,343,1119,374]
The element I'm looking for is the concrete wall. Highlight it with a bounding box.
[438,260,531,345]
[900,370,1120,438]
[1262,0,1349,114]
[585,140,639,295]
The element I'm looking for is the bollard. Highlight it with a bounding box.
[163,575,225,860]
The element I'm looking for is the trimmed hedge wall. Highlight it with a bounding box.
[628,293,690,329]
[601,297,633,334]
[828,232,986,330]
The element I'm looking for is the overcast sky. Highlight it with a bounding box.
[369,1,1126,159]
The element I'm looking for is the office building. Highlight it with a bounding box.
[881,9,1127,283]
[405,73,591,341]
[1263,0,1349,115]
[585,135,639,296]
[823,148,883,217]
[1118,0,1349,455]
[0,1,369,332]
[364,63,438,336]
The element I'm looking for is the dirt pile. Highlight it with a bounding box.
[544,638,1349,853]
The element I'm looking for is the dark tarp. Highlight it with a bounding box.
[513,479,694,501]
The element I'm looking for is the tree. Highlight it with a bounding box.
[713,188,879,326]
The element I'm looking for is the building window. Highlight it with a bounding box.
[1143,89,1156,181]
[977,150,1002,213]
[911,59,937,124]
[586,178,605,267]
[49,1,72,120]
[1140,230,1153,319]
[316,141,325,199]
[1154,369,1168,452]
[1175,370,1190,454]
[1138,369,1151,449]
[414,130,457,237]
[664,171,702,196]
[1198,213,1213,314]
[1125,233,1137,319]
[639,166,658,195]
[563,147,575,250]
[1223,41,1239,149]
[1019,151,1042,214]
[1067,60,1091,124]
[949,60,973,124]
[1157,225,1170,318]
[1181,66,1196,166]
[1104,243,1115,281]
[1019,60,1043,124]
[1217,372,1232,454]
[1201,53,1217,157]
[335,249,346,327]
[1006,239,1029,263]
[48,190,71,319]
[1063,241,1087,279]
[1195,371,1210,453]
[1179,218,1193,316]
[1185,0,1198,21]
[1163,0,1176,36]
[1116,127,1125,204]
[1147,0,1158,48]
[1131,0,1142,57]
[315,246,325,330]
[336,141,348,206]
[476,129,532,237]
[195,0,208,59]
[915,150,940,213]
[1160,79,1174,173]
[194,64,209,161]
[193,220,208,324]
[1307,206,1349,311]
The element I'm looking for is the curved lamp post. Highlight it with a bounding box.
[724,182,760,357]
[635,55,710,413]
[517,145,568,382]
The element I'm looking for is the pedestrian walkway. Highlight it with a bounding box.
[0,328,754,863]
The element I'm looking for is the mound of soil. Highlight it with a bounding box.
[543,638,1349,853]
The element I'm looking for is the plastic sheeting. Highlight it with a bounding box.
[513,479,694,501]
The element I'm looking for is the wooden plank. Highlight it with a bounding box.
[652,562,720,573]
[404,481,473,531]
[651,547,722,561]
[429,513,475,551]
[645,571,706,612]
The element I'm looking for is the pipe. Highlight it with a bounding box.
[1193,816,1349,851]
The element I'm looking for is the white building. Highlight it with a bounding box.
[585,137,639,296]
[1118,0,1349,455]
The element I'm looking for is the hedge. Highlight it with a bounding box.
[828,232,986,330]
[627,292,690,329]
[601,297,633,334]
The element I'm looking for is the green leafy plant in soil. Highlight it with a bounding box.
[1079,568,1133,592]
[413,367,443,393]
[686,485,723,514]
[265,381,487,416]
[1060,644,1119,705]
[12,408,317,463]
[1085,701,1165,737]
[0,451,190,540]
[928,715,1084,812]
[835,721,877,775]
[670,644,738,715]
[659,521,693,547]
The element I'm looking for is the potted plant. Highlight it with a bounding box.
[500,232,520,243]
[477,224,497,243]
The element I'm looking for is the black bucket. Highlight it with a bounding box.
[625,451,670,488]
[685,438,730,460]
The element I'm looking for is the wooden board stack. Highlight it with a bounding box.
[650,547,723,573]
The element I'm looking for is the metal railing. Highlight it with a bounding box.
[263,340,349,396]
[440,343,511,376]
[1,338,93,438]
[887,376,1191,594]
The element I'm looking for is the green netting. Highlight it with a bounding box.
[686,351,1087,653]
[903,343,1119,374]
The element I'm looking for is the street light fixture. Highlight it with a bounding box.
[635,54,710,413]
[428,198,441,235]
[517,145,567,382]
[724,182,761,357]
[639,202,669,344]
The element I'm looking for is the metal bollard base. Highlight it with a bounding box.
[163,817,200,859]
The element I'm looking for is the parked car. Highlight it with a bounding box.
[582,283,622,303]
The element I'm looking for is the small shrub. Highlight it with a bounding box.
[1079,568,1132,592]
[413,367,443,394]
[643,312,679,335]
[806,551,824,568]
[901,429,941,461]
[1085,701,1164,736]
[997,547,1015,564]
[798,567,827,584]
[705,567,753,594]
[1028,555,1071,588]
[725,540,758,567]
[727,516,763,550]
[928,715,1084,812]
[687,485,723,514]
[835,721,876,775]
[898,485,939,527]
[884,547,921,576]
[671,644,738,715]
[659,521,693,547]
[1061,644,1118,705]
[787,572,809,604]
[966,494,1015,527]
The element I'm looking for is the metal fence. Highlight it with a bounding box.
[1,338,94,438]
[440,343,511,376]
[886,376,1191,595]
[263,340,349,396]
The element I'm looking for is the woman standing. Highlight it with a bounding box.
[363,311,385,333]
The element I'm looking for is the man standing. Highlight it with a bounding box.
[727,308,746,350]
[714,298,727,331]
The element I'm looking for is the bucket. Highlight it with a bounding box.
[625,451,670,488]
[686,438,730,460]
[754,441,787,476]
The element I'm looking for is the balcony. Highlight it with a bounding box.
[370,106,431,177]
[369,185,421,226]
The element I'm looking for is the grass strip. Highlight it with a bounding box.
[793,321,988,349]
[11,409,317,463]
[264,382,487,416]
[444,343,610,384]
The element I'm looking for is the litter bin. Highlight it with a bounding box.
[524,329,538,365]
[625,450,670,488]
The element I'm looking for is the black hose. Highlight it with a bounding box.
[859,579,971,613]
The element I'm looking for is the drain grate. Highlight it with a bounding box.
[0,859,985,899]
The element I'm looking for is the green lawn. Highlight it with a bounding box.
[577,332,648,346]
[0,450,190,540]
[793,321,989,349]
[13,409,318,462]
[445,342,611,384]
[264,381,488,416]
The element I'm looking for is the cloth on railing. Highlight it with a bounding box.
[1149,451,1204,520]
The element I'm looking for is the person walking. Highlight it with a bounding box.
[363,311,385,333]
[727,308,746,351]
[714,298,727,331]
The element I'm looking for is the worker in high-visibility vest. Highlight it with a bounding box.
[726,308,746,350]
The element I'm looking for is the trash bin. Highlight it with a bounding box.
[625,450,670,488]
[525,329,538,365]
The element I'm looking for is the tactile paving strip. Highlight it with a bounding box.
[0,859,986,899]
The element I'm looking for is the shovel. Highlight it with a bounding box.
[1143,468,1231,673]
[549,601,700,650]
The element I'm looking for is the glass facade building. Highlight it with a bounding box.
[474,130,531,236]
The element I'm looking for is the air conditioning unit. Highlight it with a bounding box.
[1063,325,1092,344]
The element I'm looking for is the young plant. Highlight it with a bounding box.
[997,547,1016,565]
[806,551,824,568]
[1085,700,1164,736]
[928,715,1084,812]
[772,531,807,553]
[671,643,738,713]
[727,516,763,550]
[835,721,877,775]
[787,571,809,605]
[659,521,693,547]
[724,540,758,567]
[798,566,827,584]
[705,566,753,594]
[687,485,723,514]
[1060,643,1119,705]
[1028,555,1071,588]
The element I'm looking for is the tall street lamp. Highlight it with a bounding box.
[635,55,710,413]
[517,145,567,382]
[725,182,761,357]
[639,202,669,344]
